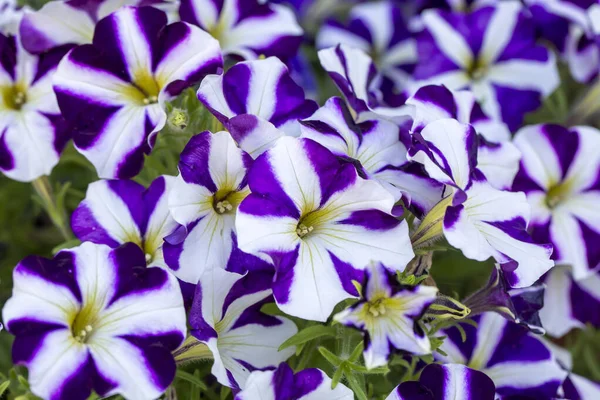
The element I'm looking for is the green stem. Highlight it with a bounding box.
[567,77,600,125]
[32,176,72,241]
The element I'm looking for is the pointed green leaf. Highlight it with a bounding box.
[279,325,336,351]
[318,346,343,367]
[344,372,367,400]
[0,380,10,397]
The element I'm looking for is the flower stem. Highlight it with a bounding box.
[31,176,72,241]
[567,77,600,125]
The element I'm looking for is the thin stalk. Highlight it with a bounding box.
[567,77,600,125]
[32,176,72,241]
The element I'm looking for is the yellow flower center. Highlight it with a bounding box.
[121,69,161,106]
[1,83,27,110]
[212,189,247,215]
[545,181,573,209]
[70,301,102,344]
[366,298,388,318]
[467,58,488,81]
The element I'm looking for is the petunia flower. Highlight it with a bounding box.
[562,373,600,400]
[19,0,180,54]
[512,124,600,280]
[413,1,559,131]
[236,137,414,322]
[2,242,187,400]
[437,312,568,398]
[178,0,303,60]
[316,1,417,99]
[409,117,554,288]
[0,0,25,35]
[299,96,443,216]
[539,266,600,337]
[318,44,413,122]
[53,6,222,179]
[189,267,297,389]
[163,131,255,284]
[386,363,496,400]
[0,34,70,182]
[71,175,177,268]
[527,0,600,83]
[334,262,438,368]
[197,56,317,158]
[407,84,521,190]
[235,362,354,400]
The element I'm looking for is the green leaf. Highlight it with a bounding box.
[318,346,343,367]
[279,325,336,351]
[330,364,345,389]
[344,372,367,400]
[349,341,364,362]
[175,370,208,391]
[0,380,10,397]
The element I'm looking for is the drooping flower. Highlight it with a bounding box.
[235,362,354,400]
[539,266,600,337]
[386,363,496,400]
[189,268,297,389]
[19,0,180,54]
[163,131,256,284]
[512,124,600,280]
[318,44,413,122]
[407,84,521,190]
[437,312,568,398]
[409,118,554,287]
[462,264,546,334]
[316,1,417,98]
[179,0,303,60]
[334,262,438,368]
[53,6,222,179]
[299,96,443,216]
[197,56,317,158]
[2,242,187,400]
[0,34,70,182]
[413,1,559,130]
[527,0,600,83]
[236,137,414,321]
[71,175,177,268]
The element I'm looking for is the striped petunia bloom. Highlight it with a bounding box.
[2,242,187,400]
[189,268,297,389]
[179,0,303,60]
[0,34,70,182]
[539,266,600,337]
[236,137,414,322]
[197,56,317,157]
[413,1,559,131]
[334,262,438,368]
[512,124,600,280]
[299,96,444,216]
[437,312,568,398]
[19,0,179,54]
[387,363,496,400]
[53,6,222,179]
[316,1,417,98]
[407,84,521,190]
[318,44,413,122]
[409,118,554,288]
[71,175,177,268]
[562,374,600,400]
[235,363,354,400]
[163,131,257,284]
[527,0,600,83]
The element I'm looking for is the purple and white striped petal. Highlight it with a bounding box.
[562,374,600,400]
[2,242,186,400]
[409,118,478,191]
[335,262,438,368]
[437,312,568,398]
[198,57,317,138]
[0,0,25,35]
[0,34,70,182]
[179,0,303,60]
[539,266,600,337]
[71,176,177,267]
[235,363,354,400]
[54,6,222,179]
[236,137,414,321]
[316,1,417,92]
[318,44,413,123]
[164,131,254,283]
[444,178,554,288]
[413,2,559,131]
[299,96,444,213]
[388,364,496,400]
[512,124,600,280]
[189,268,297,389]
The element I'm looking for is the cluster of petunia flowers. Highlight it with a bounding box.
[1,0,600,399]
